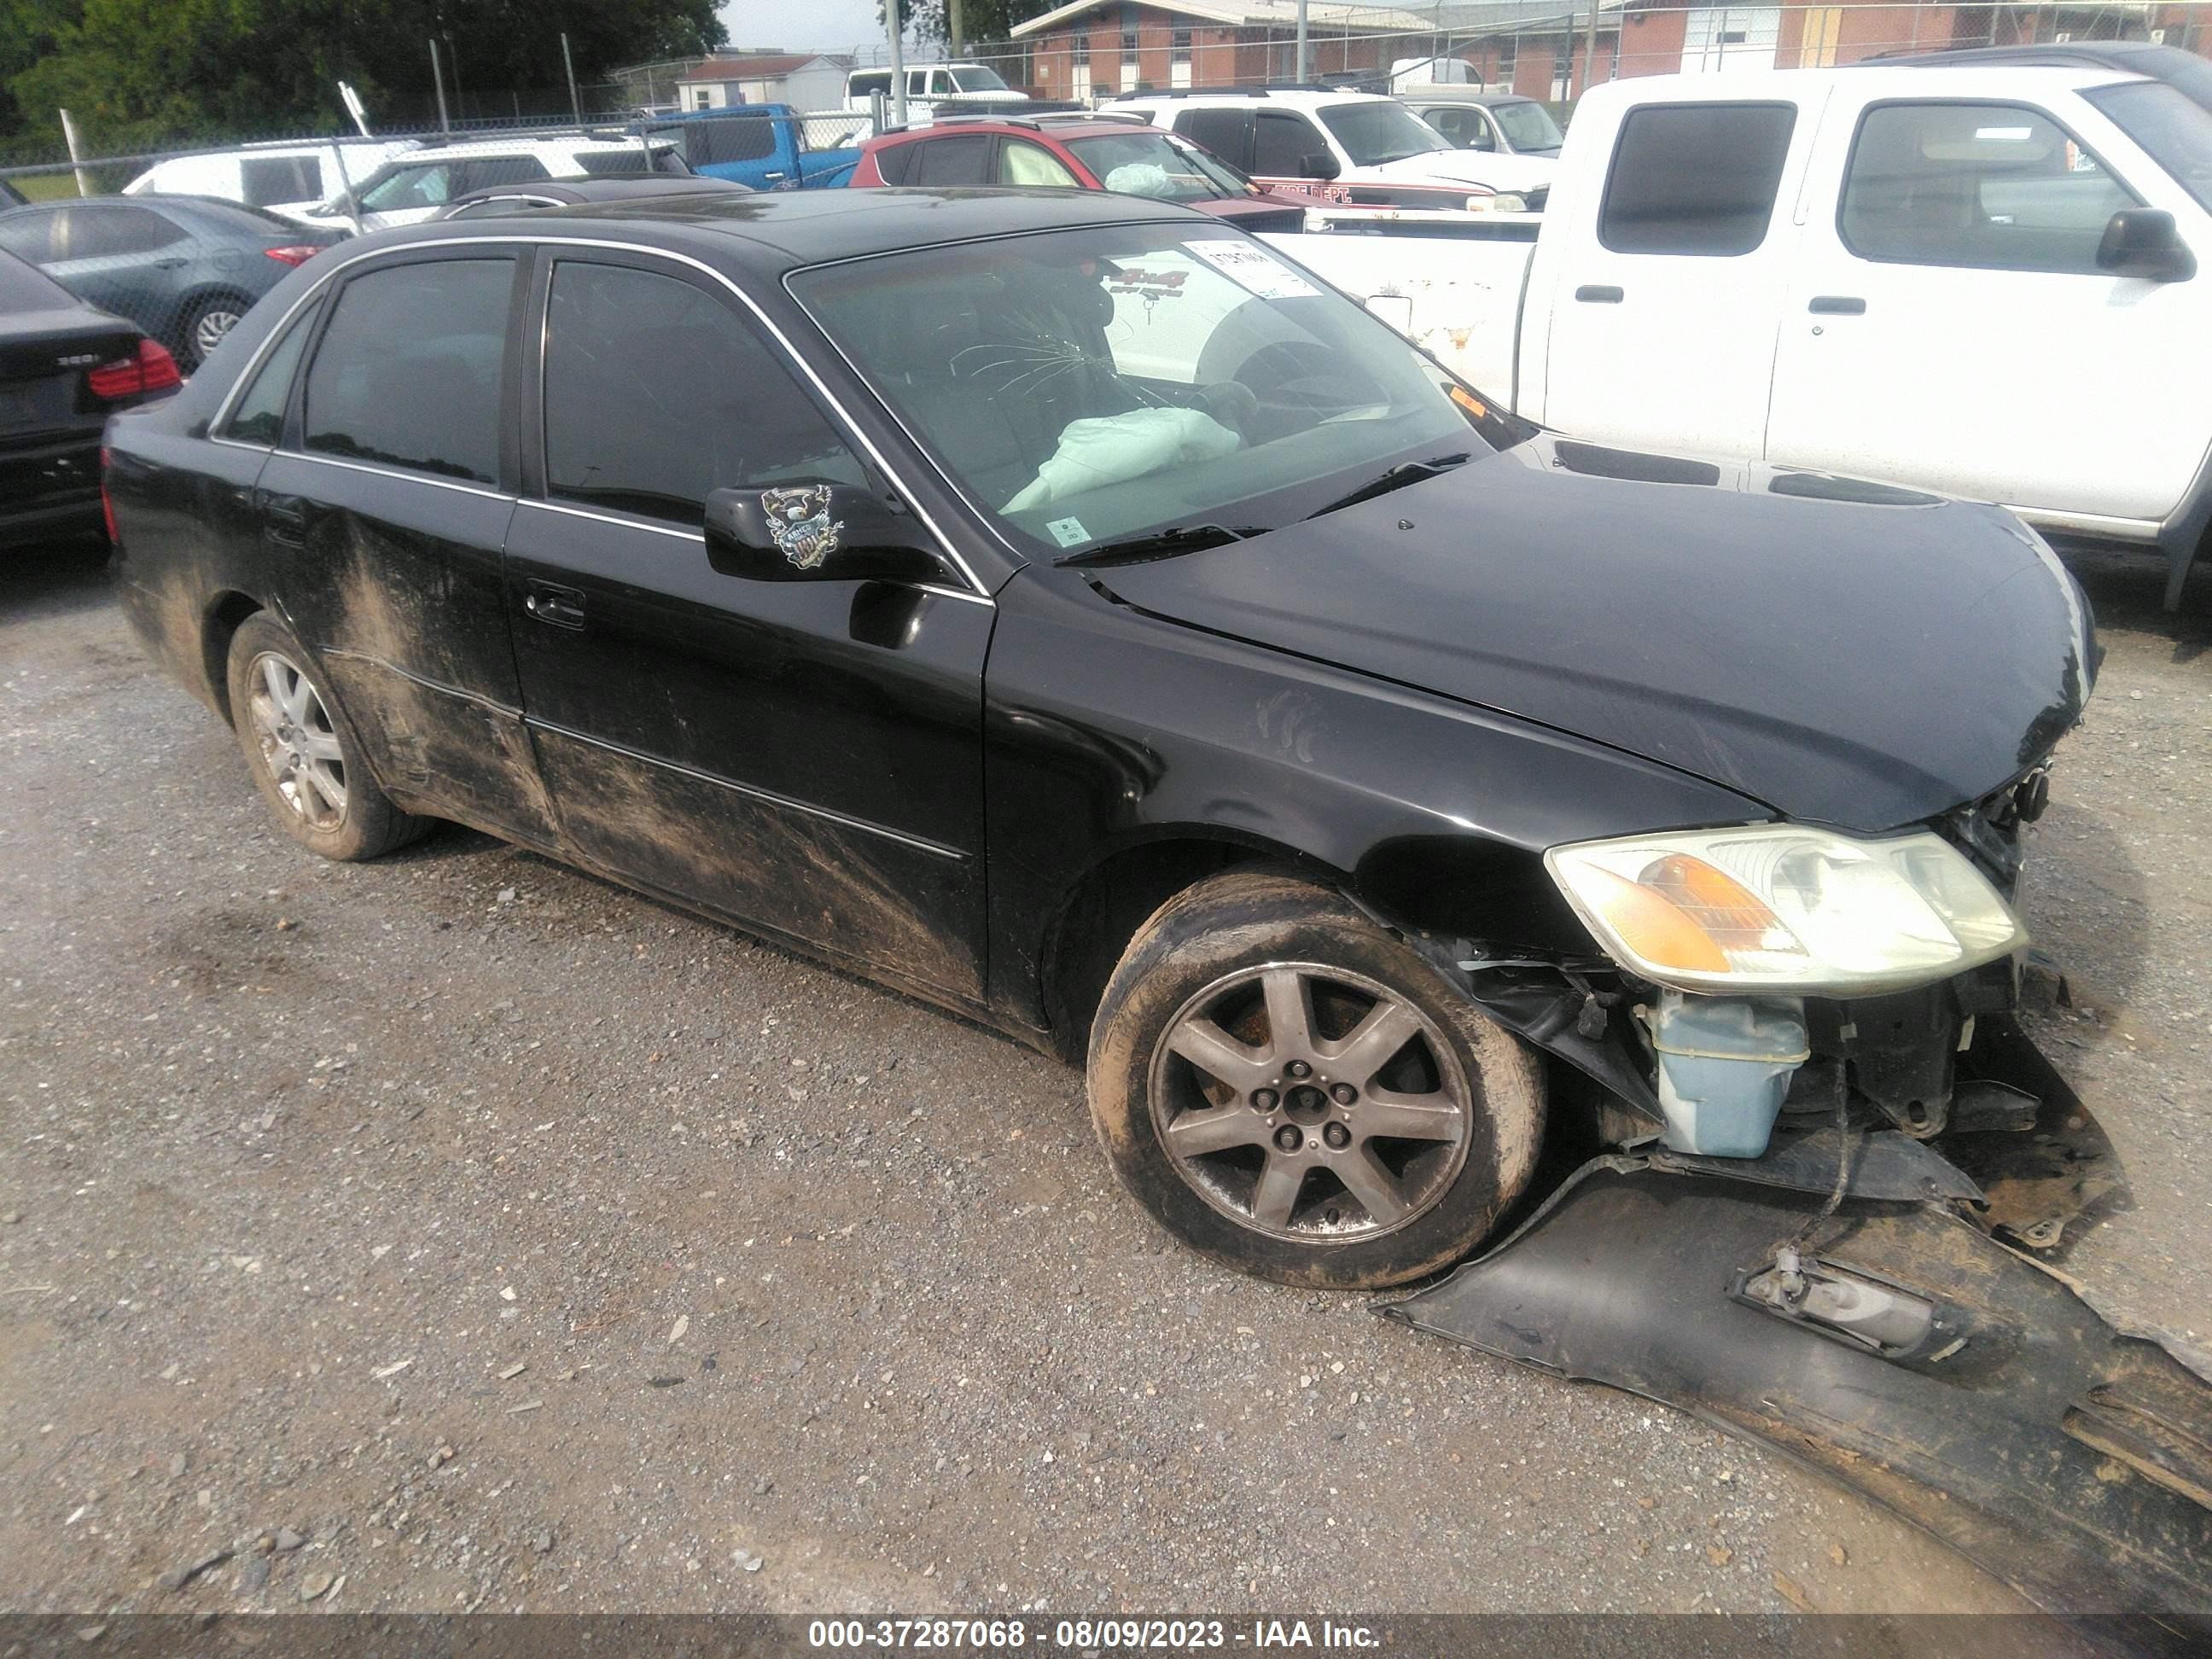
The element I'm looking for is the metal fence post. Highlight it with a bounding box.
[562,32,582,123]
[888,0,908,127]
[429,38,451,133]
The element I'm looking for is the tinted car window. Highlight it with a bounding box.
[1253,110,1324,175]
[457,155,553,192]
[1599,102,1796,255]
[0,246,68,306]
[873,142,918,185]
[0,209,55,264]
[242,154,323,206]
[1841,102,2137,272]
[303,259,510,483]
[46,204,189,260]
[2085,80,2212,214]
[1424,106,1494,149]
[694,119,776,166]
[911,134,994,185]
[541,261,864,524]
[1177,109,1251,170]
[224,298,322,445]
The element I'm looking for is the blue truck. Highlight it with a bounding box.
[637,106,863,190]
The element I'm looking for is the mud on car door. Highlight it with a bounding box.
[253,249,561,849]
[501,247,994,999]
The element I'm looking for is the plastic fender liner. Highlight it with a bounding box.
[1382,1159,2212,1624]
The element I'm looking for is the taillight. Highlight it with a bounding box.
[86,339,183,400]
[264,244,322,267]
[99,445,119,543]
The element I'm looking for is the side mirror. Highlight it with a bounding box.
[2097,207,2195,282]
[1297,150,1341,181]
[703,480,952,585]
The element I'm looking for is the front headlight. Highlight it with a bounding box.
[1544,825,2027,995]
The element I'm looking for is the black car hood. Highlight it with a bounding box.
[1090,436,2093,833]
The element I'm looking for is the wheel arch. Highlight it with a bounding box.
[202,590,265,725]
[1037,828,1338,1064]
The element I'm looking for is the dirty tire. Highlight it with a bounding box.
[224,613,429,862]
[1088,869,1544,1289]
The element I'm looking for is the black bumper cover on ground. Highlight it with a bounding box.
[1383,1021,2212,1626]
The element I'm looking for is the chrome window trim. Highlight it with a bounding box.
[284,450,514,502]
[201,230,992,597]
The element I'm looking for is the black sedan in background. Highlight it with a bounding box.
[103,191,2091,1291]
[0,195,342,370]
[1,247,177,547]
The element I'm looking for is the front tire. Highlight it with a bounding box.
[224,614,429,862]
[1087,870,1544,1289]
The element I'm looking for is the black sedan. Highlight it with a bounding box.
[0,195,342,370]
[102,190,2093,1289]
[2,248,178,548]
[430,175,751,220]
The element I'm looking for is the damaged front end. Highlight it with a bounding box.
[1377,771,2212,1618]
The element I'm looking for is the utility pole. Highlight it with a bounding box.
[1295,0,1309,82]
[562,32,582,124]
[1582,0,1599,100]
[950,0,964,58]
[887,0,907,125]
[428,37,451,133]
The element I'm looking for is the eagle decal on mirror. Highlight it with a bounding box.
[760,485,841,570]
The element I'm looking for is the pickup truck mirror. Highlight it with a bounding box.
[704,481,952,585]
[1297,150,1341,181]
[2097,208,2196,282]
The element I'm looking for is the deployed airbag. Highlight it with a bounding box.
[1004,406,1240,512]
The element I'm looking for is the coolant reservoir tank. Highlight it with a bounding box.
[1646,990,1810,1159]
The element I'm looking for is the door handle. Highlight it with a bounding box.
[259,490,306,547]
[151,257,188,270]
[1575,284,1624,304]
[1808,295,1866,315]
[523,581,586,630]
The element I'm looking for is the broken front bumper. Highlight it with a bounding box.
[1384,1090,2212,1621]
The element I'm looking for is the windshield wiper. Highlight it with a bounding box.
[1302,452,1470,521]
[1054,522,1262,568]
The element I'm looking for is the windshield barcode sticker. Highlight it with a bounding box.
[1045,516,1091,547]
[1185,240,1320,300]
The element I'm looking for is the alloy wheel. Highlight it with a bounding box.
[245,650,347,831]
[1146,962,1472,1242]
[192,306,242,364]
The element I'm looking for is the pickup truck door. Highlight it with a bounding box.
[1765,90,2209,531]
[1530,96,1815,457]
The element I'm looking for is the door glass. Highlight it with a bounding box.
[874,143,917,185]
[223,297,322,445]
[2083,80,2212,214]
[361,164,453,212]
[302,259,511,484]
[1252,111,1322,175]
[0,210,55,264]
[51,205,189,259]
[540,261,865,525]
[1840,102,2138,273]
[1598,102,1796,255]
[1178,109,1250,170]
[998,141,1079,188]
[241,154,323,207]
[911,134,994,185]
[456,156,554,192]
[693,119,776,166]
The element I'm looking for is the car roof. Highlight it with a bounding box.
[1109,86,1391,108]
[1573,61,2147,110]
[387,186,1207,276]
[399,135,665,160]
[876,117,1148,143]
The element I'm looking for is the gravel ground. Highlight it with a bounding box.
[0,539,2205,1624]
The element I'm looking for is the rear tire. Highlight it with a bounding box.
[1086,869,1544,1289]
[182,294,247,370]
[224,613,429,862]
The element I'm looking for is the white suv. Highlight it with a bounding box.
[298,136,687,233]
[123,139,419,225]
[1106,88,1514,207]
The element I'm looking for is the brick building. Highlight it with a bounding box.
[1006,2,2212,106]
[1010,1,1434,101]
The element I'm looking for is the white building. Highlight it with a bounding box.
[674,52,850,113]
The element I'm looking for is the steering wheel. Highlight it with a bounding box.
[1231,341,1388,426]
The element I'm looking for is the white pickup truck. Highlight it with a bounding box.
[1272,62,2212,608]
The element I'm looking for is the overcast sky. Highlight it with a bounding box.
[718,0,894,55]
